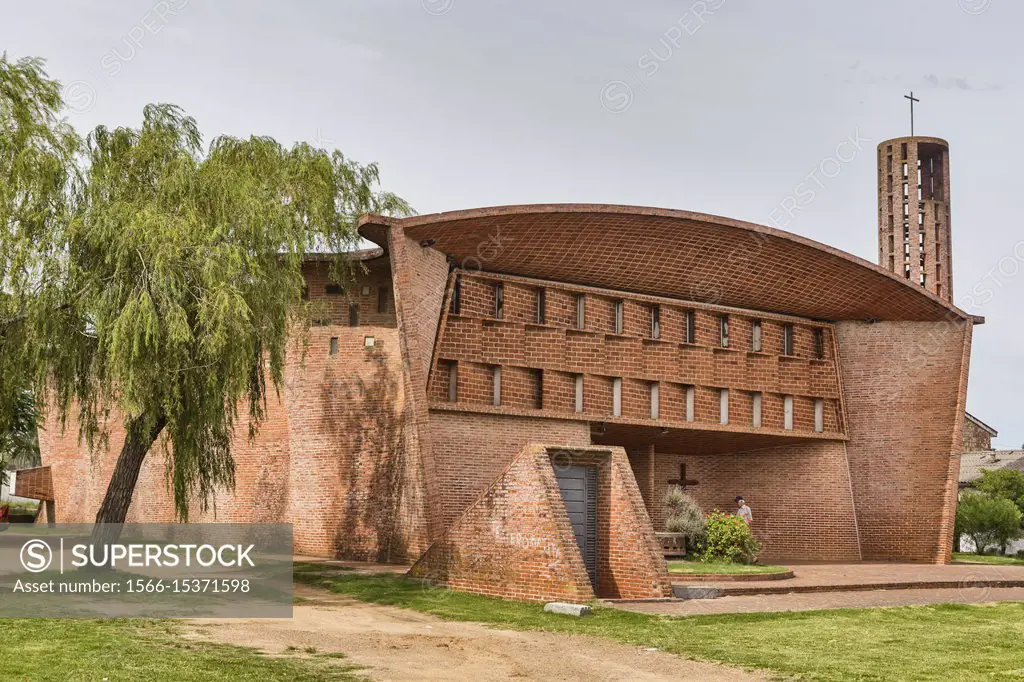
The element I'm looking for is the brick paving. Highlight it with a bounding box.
[613,586,1024,616]
[671,562,1024,596]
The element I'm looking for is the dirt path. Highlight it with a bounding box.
[184,586,767,681]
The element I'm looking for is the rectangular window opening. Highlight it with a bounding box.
[752,392,762,428]
[492,366,502,407]
[814,398,825,433]
[613,301,624,335]
[575,294,586,329]
[813,328,825,360]
[349,303,359,327]
[377,286,389,314]
[329,337,339,356]
[650,382,660,420]
[535,288,546,325]
[685,386,695,422]
[326,283,344,296]
[451,275,462,314]
[685,311,697,344]
[751,320,762,352]
[784,395,794,430]
[447,361,458,402]
[650,305,661,339]
[612,377,622,417]
[782,324,795,356]
[574,374,584,413]
[719,388,729,425]
[493,282,504,319]
[719,315,730,348]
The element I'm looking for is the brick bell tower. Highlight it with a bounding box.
[877,134,953,301]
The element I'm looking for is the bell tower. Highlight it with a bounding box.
[877,135,953,302]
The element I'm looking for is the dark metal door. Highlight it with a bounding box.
[555,465,598,587]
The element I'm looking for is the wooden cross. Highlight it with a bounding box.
[668,463,699,491]
[904,91,920,136]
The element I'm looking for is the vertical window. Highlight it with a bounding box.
[650,382,660,420]
[349,303,359,327]
[719,389,729,425]
[685,386,695,422]
[533,369,544,409]
[685,311,697,344]
[650,305,661,339]
[751,320,762,352]
[574,374,584,413]
[719,315,730,348]
[535,288,546,325]
[814,398,825,433]
[451,275,462,314]
[447,362,458,402]
[492,366,502,406]
[329,337,339,356]
[377,287,389,314]
[612,378,622,417]
[814,329,825,360]
[493,282,504,319]
[613,300,624,335]
[782,324,794,356]
[784,396,794,430]
[752,392,762,428]
[575,294,586,329]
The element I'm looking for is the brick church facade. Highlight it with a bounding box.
[24,137,981,602]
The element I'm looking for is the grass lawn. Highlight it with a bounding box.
[295,563,1024,682]
[953,551,1024,566]
[3,618,363,681]
[667,559,790,575]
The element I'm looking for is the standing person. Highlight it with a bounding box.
[735,496,753,525]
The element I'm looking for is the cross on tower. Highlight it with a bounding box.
[667,463,699,491]
[904,91,920,136]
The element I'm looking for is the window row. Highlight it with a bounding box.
[438,362,828,433]
[451,277,827,359]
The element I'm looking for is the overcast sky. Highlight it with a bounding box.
[5,0,1021,447]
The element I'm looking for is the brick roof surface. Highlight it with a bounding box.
[361,204,981,323]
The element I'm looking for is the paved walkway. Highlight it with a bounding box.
[671,562,1024,595]
[617,586,1024,616]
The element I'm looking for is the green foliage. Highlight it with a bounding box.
[956,491,1023,555]
[1,389,42,485]
[663,485,706,550]
[974,468,1024,521]
[697,510,761,564]
[1,54,412,521]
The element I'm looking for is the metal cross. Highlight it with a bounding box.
[904,91,920,137]
[668,463,699,491]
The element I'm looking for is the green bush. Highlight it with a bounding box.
[974,469,1024,520]
[664,486,706,551]
[697,510,761,564]
[956,491,1023,555]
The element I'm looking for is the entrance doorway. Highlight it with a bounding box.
[554,465,598,587]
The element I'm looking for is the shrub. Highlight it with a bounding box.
[664,486,706,551]
[956,491,1023,555]
[698,510,761,564]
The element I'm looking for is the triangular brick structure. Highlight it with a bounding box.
[408,444,672,602]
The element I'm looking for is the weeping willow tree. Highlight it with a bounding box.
[1,55,411,540]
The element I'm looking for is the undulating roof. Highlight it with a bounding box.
[960,451,1024,485]
[360,204,981,323]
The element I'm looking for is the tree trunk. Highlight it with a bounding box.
[90,413,166,550]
